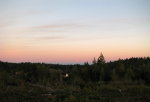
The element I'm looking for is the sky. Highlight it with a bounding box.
[0,0,150,64]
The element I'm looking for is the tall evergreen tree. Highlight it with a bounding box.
[97,53,105,65]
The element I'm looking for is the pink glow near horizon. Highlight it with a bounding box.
[1,45,149,64]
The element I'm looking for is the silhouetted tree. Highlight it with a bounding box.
[92,57,97,65]
[97,53,105,65]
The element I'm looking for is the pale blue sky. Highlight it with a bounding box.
[0,0,150,63]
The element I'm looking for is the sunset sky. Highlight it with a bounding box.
[0,0,150,64]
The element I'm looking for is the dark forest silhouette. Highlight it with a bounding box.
[0,54,150,102]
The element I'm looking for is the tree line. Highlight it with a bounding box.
[0,54,150,102]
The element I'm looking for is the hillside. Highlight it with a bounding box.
[0,56,150,102]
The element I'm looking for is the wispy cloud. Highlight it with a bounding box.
[31,24,86,29]
[37,36,65,40]
[22,23,87,34]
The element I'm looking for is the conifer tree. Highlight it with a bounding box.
[97,53,105,65]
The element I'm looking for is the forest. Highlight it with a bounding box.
[0,54,150,102]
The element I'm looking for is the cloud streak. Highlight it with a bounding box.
[31,23,86,29]
[21,23,87,35]
[37,36,66,40]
